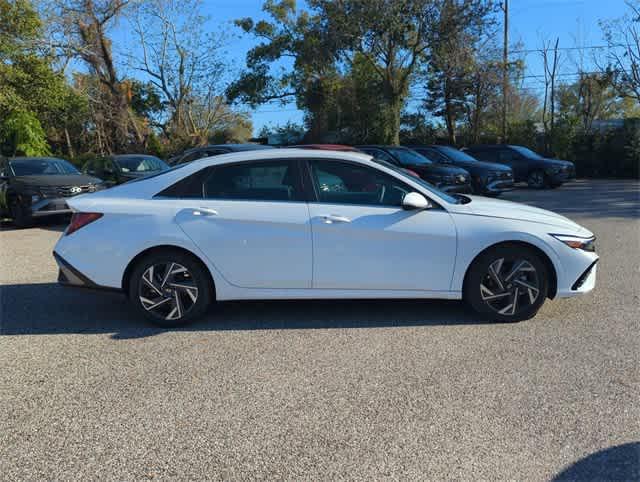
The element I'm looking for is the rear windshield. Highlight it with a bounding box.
[434,146,480,163]
[386,148,433,166]
[10,158,79,176]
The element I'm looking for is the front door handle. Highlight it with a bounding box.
[192,207,218,216]
[322,214,351,224]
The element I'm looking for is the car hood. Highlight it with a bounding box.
[448,159,512,172]
[452,195,592,234]
[409,164,469,176]
[11,174,103,187]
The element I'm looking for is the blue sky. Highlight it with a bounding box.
[111,0,630,135]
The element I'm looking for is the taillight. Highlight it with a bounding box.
[66,212,103,236]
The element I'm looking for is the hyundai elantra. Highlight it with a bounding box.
[53,149,598,326]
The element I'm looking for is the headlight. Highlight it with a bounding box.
[550,234,596,252]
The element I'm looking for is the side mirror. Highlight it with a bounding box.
[402,192,431,210]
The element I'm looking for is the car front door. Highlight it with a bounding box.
[173,159,312,289]
[0,158,9,214]
[498,148,528,180]
[305,159,457,291]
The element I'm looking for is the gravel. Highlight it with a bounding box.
[1,179,638,480]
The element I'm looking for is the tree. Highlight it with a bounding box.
[0,111,50,156]
[315,0,440,144]
[600,0,640,102]
[130,0,229,140]
[423,0,496,144]
[541,37,560,152]
[44,0,142,153]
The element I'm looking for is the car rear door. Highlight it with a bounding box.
[304,158,457,291]
[174,159,312,288]
[497,148,528,180]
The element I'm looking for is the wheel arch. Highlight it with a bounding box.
[462,240,558,299]
[121,244,216,299]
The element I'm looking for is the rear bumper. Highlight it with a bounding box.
[53,251,120,292]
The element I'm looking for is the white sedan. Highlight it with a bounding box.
[53,149,598,326]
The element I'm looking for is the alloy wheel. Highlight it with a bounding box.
[479,258,540,316]
[138,262,199,321]
[528,171,545,188]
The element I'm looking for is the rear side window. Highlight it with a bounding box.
[203,160,303,202]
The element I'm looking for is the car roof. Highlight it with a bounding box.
[9,156,67,162]
[184,143,275,153]
[291,144,359,151]
[112,154,160,159]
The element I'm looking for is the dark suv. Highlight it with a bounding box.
[0,156,104,227]
[357,145,472,193]
[83,154,169,186]
[464,145,575,188]
[407,145,514,196]
[168,144,275,166]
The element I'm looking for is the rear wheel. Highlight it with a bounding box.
[128,250,213,327]
[464,245,549,322]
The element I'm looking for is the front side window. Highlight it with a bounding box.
[309,159,412,207]
[10,158,79,176]
[498,149,519,162]
[203,160,302,201]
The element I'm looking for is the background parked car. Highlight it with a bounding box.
[357,145,472,193]
[464,145,576,189]
[83,154,169,186]
[0,156,104,227]
[168,143,275,166]
[407,145,514,196]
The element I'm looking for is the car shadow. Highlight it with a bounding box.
[0,217,68,232]
[503,180,640,219]
[0,283,494,339]
[552,442,639,481]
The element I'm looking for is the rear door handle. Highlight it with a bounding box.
[192,207,218,216]
[322,214,351,224]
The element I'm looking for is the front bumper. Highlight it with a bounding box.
[440,183,473,194]
[480,179,514,194]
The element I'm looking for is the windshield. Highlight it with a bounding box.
[114,156,168,173]
[511,146,544,159]
[10,158,79,176]
[436,146,480,163]
[386,148,433,166]
[373,159,460,205]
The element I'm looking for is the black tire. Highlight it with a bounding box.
[527,169,548,189]
[464,244,549,322]
[128,249,214,327]
[10,201,33,228]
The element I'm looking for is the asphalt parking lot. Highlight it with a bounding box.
[1,179,638,480]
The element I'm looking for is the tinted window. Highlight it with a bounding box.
[309,159,412,207]
[204,160,301,201]
[114,156,168,173]
[10,158,79,176]
[498,149,519,162]
[434,146,479,163]
[511,146,544,159]
[360,148,396,164]
[415,147,449,163]
[386,148,433,166]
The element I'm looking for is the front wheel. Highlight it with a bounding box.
[128,250,214,327]
[527,169,548,189]
[464,245,549,322]
[10,201,33,228]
